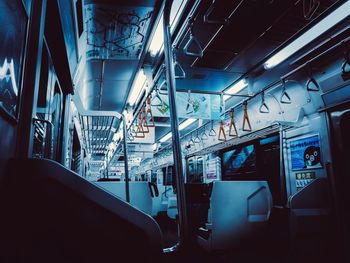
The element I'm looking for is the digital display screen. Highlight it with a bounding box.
[222,144,256,177]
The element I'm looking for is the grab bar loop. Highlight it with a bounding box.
[173,47,186,79]
[218,120,226,141]
[144,97,155,127]
[242,101,252,132]
[204,0,229,25]
[229,109,238,137]
[183,19,204,58]
[341,48,350,81]
[280,79,292,104]
[209,120,216,136]
[186,90,194,115]
[303,0,320,20]
[306,64,320,92]
[259,92,270,113]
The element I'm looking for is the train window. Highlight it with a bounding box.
[37,47,49,108]
[222,143,257,180]
[187,157,204,183]
[150,171,157,184]
[75,0,84,37]
[163,166,174,186]
[197,157,204,182]
[0,0,27,119]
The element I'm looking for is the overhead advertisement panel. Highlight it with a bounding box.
[289,134,322,171]
[151,93,222,120]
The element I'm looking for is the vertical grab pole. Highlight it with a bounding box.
[163,0,189,249]
[122,116,130,203]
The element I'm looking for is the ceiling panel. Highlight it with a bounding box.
[103,60,138,81]
[85,3,153,60]
[100,80,130,111]
[175,67,242,92]
[85,60,102,81]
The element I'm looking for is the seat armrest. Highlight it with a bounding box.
[205,223,212,230]
[198,227,211,240]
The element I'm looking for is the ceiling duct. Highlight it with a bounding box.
[85,3,153,60]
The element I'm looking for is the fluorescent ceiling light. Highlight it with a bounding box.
[264,1,350,69]
[159,118,196,143]
[113,131,122,142]
[224,79,248,100]
[149,15,164,56]
[152,143,159,151]
[148,0,188,56]
[159,132,172,143]
[127,69,146,106]
[179,118,196,130]
[108,142,116,151]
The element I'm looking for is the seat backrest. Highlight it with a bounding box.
[208,181,272,250]
[0,158,162,262]
[95,181,153,215]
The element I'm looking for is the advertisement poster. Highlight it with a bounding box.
[151,92,222,120]
[289,134,322,171]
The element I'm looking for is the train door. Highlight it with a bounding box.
[33,44,64,161]
[328,104,350,260]
[186,156,204,183]
[259,135,283,205]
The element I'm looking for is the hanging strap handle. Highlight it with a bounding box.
[141,105,150,133]
[194,130,201,143]
[341,47,350,80]
[186,90,194,114]
[128,129,135,141]
[173,47,186,79]
[280,79,292,104]
[229,109,238,137]
[306,64,320,92]
[204,0,229,25]
[130,125,137,137]
[183,19,204,58]
[201,127,209,140]
[259,92,270,113]
[209,120,216,136]
[151,85,163,107]
[135,112,145,138]
[144,96,155,127]
[242,101,252,132]
[218,120,226,141]
[303,0,320,20]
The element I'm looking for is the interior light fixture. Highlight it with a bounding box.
[159,132,172,143]
[264,1,350,69]
[108,142,116,151]
[113,131,123,142]
[159,118,196,143]
[127,69,147,106]
[152,143,159,151]
[224,79,248,100]
[179,118,196,130]
[149,15,164,56]
[148,0,188,56]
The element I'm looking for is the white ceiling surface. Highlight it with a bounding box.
[79,59,139,111]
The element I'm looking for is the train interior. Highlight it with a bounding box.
[0,0,350,262]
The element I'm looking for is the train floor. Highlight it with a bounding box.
[154,211,345,263]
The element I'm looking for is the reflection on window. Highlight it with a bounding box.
[222,144,256,177]
[0,1,27,118]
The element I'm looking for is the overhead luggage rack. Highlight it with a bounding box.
[186,124,283,157]
[78,114,119,156]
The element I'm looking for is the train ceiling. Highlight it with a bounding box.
[74,0,347,160]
